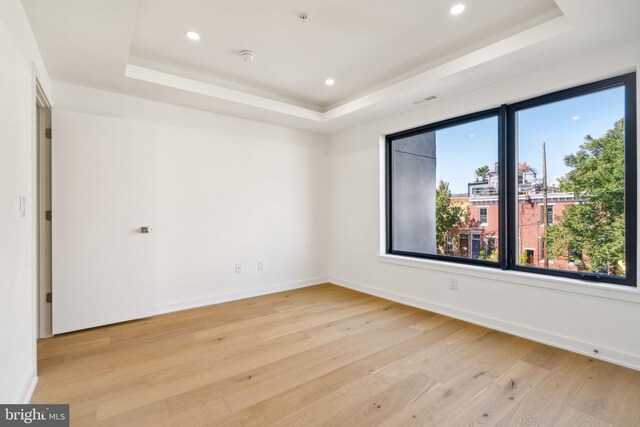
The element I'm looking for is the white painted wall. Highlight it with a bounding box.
[328,39,640,369]
[0,0,51,404]
[53,83,328,318]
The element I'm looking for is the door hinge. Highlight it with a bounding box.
[46,292,52,303]
[45,128,52,139]
[46,210,52,221]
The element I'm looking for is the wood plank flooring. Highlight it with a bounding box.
[32,284,640,426]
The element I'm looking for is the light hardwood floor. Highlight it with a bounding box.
[32,284,640,426]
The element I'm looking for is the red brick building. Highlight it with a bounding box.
[444,163,584,271]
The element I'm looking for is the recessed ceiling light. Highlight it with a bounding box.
[450,4,466,15]
[185,31,200,41]
[469,134,476,138]
[325,78,335,86]
[572,115,580,120]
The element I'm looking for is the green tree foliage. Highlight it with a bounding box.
[475,165,490,180]
[435,181,464,249]
[478,247,499,262]
[545,119,625,275]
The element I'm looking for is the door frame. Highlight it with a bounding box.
[35,80,52,338]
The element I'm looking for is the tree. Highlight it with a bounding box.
[475,165,490,180]
[545,119,625,275]
[478,247,499,262]
[435,181,465,249]
[519,250,531,266]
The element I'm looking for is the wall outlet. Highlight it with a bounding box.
[449,278,458,291]
[257,261,264,271]
[235,264,242,274]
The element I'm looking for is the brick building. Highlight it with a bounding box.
[443,163,584,271]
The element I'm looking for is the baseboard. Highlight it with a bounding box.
[17,369,38,404]
[152,277,328,316]
[330,277,640,371]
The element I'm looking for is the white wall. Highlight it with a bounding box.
[328,39,640,369]
[53,83,328,316]
[0,0,51,404]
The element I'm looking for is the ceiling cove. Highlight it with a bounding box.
[125,14,570,122]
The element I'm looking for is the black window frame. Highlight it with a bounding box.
[386,108,504,269]
[386,72,637,287]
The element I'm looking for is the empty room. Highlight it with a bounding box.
[2,0,640,425]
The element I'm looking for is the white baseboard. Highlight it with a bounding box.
[18,369,38,404]
[152,277,328,316]
[330,277,640,371]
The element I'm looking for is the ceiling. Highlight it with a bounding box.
[20,0,640,134]
[130,0,558,108]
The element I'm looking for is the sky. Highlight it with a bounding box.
[434,86,625,194]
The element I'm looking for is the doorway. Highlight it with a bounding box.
[459,234,469,258]
[471,234,481,259]
[36,83,52,338]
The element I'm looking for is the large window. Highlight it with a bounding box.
[387,73,636,286]
[388,112,500,265]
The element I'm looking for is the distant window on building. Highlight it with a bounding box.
[479,207,488,224]
[569,249,583,265]
[540,205,554,225]
[446,236,454,256]
[525,249,534,266]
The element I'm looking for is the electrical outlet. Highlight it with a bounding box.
[257,261,264,271]
[235,264,242,274]
[449,278,458,291]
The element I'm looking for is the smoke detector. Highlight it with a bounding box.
[240,50,256,62]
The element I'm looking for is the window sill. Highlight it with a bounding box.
[378,253,640,303]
